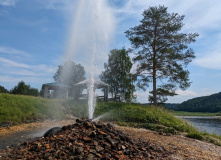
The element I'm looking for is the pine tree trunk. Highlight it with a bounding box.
[153,67,157,106]
[153,34,157,106]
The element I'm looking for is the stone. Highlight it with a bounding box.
[2,119,169,159]
[43,127,62,137]
[95,145,104,152]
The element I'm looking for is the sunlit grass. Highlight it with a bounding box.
[93,102,197,134]
[0,93,66,124]
[171,110,221,117]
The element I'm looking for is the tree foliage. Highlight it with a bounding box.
[99,48,136,102]
[125,5,199,105]
[0,85,9,93]
[10,81,39,96]
[175,92,221,112]
[54,61,86,98]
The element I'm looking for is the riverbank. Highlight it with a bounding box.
[0,120,221,159]
[175,116,221,119]
[172,110,221,117]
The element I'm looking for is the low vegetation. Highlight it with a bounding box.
[94,102,195,134]
[0,93,67,124]
[63,100,221,145]
[171,111,221,117]
[1,94,221,146]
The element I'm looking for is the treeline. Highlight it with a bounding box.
[0,81,42,97]
[163,103,179,110]
[174,92,221,112]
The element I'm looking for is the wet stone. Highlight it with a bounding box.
[93,140,98,146]
[83,136,92,142]
[1,119,170,159]
[95,145,104,152]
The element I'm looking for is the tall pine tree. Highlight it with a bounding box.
[125,5,198,105]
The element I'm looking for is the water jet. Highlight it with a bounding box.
[63,0,115,119]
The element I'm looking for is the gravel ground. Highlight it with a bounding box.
[116,125,221,160]
[0,119,221,159]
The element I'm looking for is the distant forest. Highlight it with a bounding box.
[164,92,221,112]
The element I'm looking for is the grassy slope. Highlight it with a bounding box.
[1,94,220,145]
[0,93,67,124]
[94,102,196,133]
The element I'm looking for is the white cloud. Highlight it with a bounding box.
[134,91,149,103]
[0,0,15,6]
[135,89,198,104]
[114,0,221,73]
[0,46,29,56]
[0,75,52,83]
[176,90,198,97]
[167,89,215,103]
[0,57,29,68]
[193,32,221,70]
[0,56,57,88]
[194,52,221,70]
[117,0,221,29]
[0,69,36,76]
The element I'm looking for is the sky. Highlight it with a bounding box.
[0,0,221,103]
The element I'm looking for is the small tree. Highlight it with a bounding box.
[125,5,199,105]
[54,61,86,99]
[10,81,39,96]
[0,85,9,93]
[99,48,136,102]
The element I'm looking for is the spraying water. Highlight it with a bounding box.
[63,0,115,119]
[92,113,110,122]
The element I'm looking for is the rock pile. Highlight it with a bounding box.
[3,119,169,159]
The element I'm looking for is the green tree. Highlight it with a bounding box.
[0,85,9,93]
[10,81,39,96]
[99,48,136,102]
[54,61,86,99]
[125,5,199,105]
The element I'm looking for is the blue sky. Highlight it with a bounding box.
[0,0,221,103]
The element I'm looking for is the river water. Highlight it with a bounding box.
[177,116,221,135]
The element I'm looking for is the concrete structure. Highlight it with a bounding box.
[42,82,71,99]
[75,78,109,102]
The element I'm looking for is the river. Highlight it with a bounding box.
[177,116,221,135]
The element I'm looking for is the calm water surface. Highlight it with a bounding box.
[177,116,221,135]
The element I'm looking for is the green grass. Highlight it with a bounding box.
[60,98,88,118]
[171,110,221,117]
[93,102,197,134]
[94,102,221,145]
[0,93,67,124]
[1,94,220,146]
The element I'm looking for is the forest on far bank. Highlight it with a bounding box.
[163,92,221,113]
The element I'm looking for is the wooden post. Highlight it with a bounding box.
[44,86,49,98]
[104,87,108,102]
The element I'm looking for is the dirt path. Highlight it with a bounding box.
[0,119,76,138]
[116,125,221,160]
[0,119,76,150]
[0,120,221,159]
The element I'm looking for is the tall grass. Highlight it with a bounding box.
[0,93,66,124]
[93,102,197,134]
